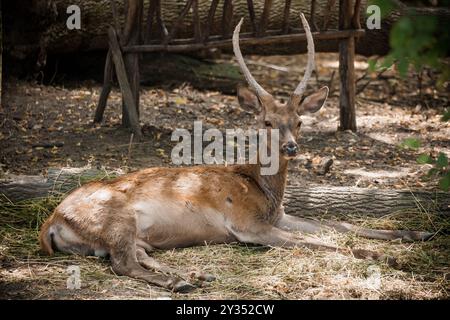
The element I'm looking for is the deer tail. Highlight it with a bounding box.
[39,217,54,255]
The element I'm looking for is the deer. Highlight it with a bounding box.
[39,14,433,293]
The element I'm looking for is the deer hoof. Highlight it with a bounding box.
[415,231,434,241]
[380,255,399,268]
[173,280,196,293]
[190,271,216,282]
[199,273,216,282]
[402,231,434,242]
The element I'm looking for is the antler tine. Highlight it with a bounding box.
[289,13,315,102]
[233,18,271,98]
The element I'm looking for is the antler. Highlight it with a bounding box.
[232,19,271,99]
[289,13,315,105]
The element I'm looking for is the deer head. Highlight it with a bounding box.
[233,13,329,160]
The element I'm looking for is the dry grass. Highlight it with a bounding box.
[0,195,448,300]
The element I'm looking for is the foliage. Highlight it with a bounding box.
[368,0,450,86]
[417,152,450,192]
[420,108,450,192]
[400,137,421,150]
[369,0,397,18]
[380,0,450,191]
[441,108,450,122]
[399,135,449,192]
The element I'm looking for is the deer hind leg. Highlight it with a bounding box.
[234,225,397,266]
[277,214,434,242]
[135,245,216,282]
[110,243,196,293]
[105,213,196,293]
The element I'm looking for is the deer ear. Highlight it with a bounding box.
[297,86,329,115]
[237,85,260,111]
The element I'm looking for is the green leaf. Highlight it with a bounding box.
[397,58,410,77]
[442,109,450,122]
[427,168,439,177]
[400,138,421,150]
[386,14,449,83]
[368,59,377,72]
[436,153,448,168]
[380,55,395,70]
[417,154,433,164]
[438,174,450,192]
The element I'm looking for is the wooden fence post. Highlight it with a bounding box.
[338,0,357,131]
[121,0,143,129]
[108,27,142,138]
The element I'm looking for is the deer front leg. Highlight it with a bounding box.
[232,225,396,266]
[276,211,434,242]
[320,219,434,242]
[233,224,340,251]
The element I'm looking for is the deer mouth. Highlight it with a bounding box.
[282,151,299,160]
[281,142,299,159]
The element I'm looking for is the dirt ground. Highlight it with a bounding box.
[0,53,449,299]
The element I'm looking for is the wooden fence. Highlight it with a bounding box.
[95,0,364,138]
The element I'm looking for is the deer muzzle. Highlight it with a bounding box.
[282,141,299,158]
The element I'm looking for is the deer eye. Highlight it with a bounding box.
[297,121,302,128]
[265,121,272,127]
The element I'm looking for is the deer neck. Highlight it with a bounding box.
[255,156,289,210]
[234,155,289,214]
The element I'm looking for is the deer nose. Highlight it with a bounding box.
[283,142,298,155]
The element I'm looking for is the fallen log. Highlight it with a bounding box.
[4,0,450,65]
[140,53,242,94]
[283,183,449,216]
[0,167,448,216]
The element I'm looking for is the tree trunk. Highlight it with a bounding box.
[338,0,356,131]
[1,168,448,216]
[4,0,450,67]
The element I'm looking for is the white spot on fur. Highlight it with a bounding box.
[89,189,112,202]
[117,182,132,192]
[173,173,202,196]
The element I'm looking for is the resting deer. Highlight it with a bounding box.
[39,14,433,293]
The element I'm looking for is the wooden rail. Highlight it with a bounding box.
[124,29,365,53]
